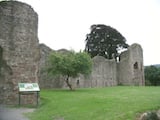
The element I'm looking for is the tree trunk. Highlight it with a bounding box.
[65,75,73,90]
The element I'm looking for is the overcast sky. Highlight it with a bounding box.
[19,0,160,66]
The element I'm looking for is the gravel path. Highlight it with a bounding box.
[0,105,35,120]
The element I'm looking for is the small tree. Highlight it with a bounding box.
[47,51,92,90]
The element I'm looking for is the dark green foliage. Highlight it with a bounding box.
[85,24,129,60]
[145,65,160,86]
[47,51,92,90]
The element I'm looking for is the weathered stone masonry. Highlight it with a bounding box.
[117,43,144,86]
[0,1,40,104]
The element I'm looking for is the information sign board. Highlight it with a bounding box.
[18,83,40,92]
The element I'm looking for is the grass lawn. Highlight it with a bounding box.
[28,86,160,120]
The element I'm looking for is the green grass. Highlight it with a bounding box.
[28,86,160,120]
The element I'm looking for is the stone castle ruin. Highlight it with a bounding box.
[0,1,144,104]
[39,43,145,89]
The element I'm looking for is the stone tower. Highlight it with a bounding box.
[117,43,145,85]
[0,1,40,104]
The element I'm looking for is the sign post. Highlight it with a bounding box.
[18,83,40,106]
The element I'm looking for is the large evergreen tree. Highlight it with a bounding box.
[85,24,129,60]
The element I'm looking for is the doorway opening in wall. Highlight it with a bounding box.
[134,62,138,69]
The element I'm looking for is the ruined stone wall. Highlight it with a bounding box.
[39,44,65,88]
[68,56,117,88]
[117,43,144,85]
[38,46,119,89]
[39,44,52,88]
[0,1,40,104]
[77,56,117,88]
[39,45,78,89]
[73,44,144,88]
[117,50,132,85]
[39,43,144,89]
